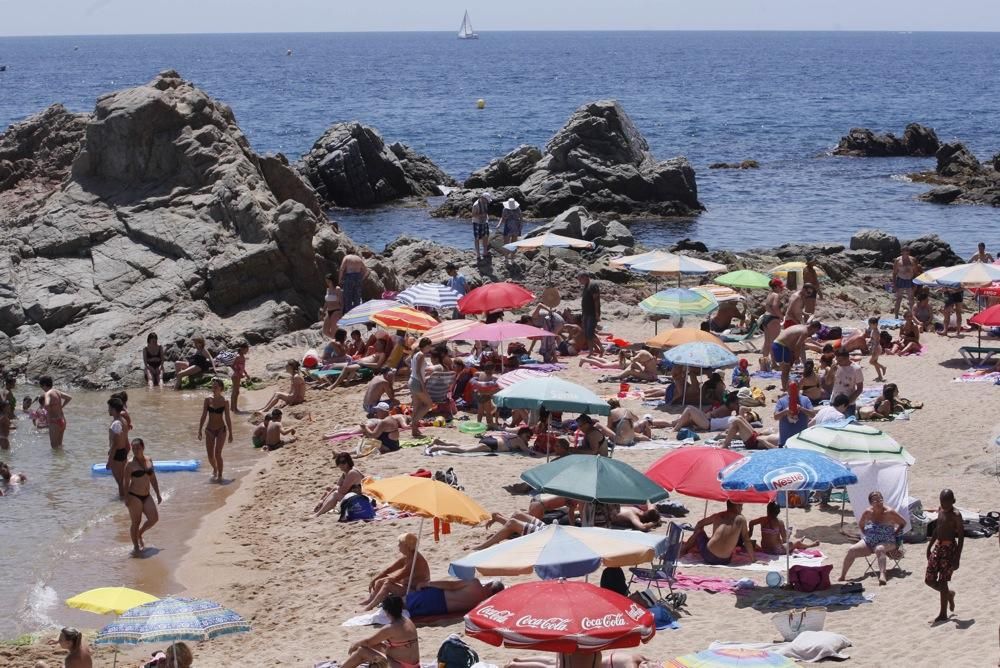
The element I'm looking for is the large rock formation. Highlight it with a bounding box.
[299,122,455,207]
[834,123,940,157]
[0,71,392,387]
[911,142,1000,206]
[434,100,703,219]
[849,229,901,263]
[526,206,635,249]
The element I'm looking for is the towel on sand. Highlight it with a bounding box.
[628,439,688,451]
[342,608,411,626]
[633,571,742,594]
[953,371,1000,383]
[744,590,875,611]
[679,549,825,572]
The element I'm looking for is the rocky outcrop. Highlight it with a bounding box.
[299,122,455,207]
[708,160,759,169]
[464,144,542,189]
[526,206,635,248]
[434,100,702,219]
[834,123,940,157]
[902,234,962,268]
[849,229,901,263]
[911,142,1000,207]
[0,104,88,196]
[0,71,393,387]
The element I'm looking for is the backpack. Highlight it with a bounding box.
[437,634,479,668]
[338,494,375,522]
[788,564,832,593]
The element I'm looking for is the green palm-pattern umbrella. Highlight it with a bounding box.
[784,422,915,465]
[715,269,772,290]
[521,454,669,504]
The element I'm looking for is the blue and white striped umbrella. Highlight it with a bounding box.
[94,596,250,646]
[449,524,668,580]
[397,283,462,309]
[719,449,858,493]
[663,341,737,369]
[338,299,401,327]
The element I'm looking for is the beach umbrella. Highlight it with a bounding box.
[720,449,858,572]
[423,318,480,344]
[914,262,1000,288]
[666,647,798,667]
[338,299,400,327]
[610,250,675,269]
[639,288,719,317]
[465,579,655,653]
[663,342,738,369]
[462,322,555,342]
[459,282,535,314]
[449,525,669,580]
[67,587,159,616]
[492,376,610,415]
[496,367,549,389]
[714,269,772,291]
[970,304,1000,346]
[646,328,726,349]
[693,284,743,303]
[364,476,490,591]
[521,454,669,505]
[645,448,774,505]
[505,233,595,279]
[371,305,438,332]
[785,423,915,465]
[628,253,727,279]
[396,283,462,309]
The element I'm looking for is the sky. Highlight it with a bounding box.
[2,0,1000,36]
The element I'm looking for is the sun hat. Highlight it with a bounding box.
[769,278,784,289]
[373,402,390,412]
[738,358,749,369]
[503,198,520,210]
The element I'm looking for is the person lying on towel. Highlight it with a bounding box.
[404,578,504,617]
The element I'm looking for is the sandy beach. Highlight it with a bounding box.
[158,312,1000,667]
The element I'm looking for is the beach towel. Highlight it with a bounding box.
[401,437,436,448]
[751,371,785,379]
[876,318,905,329]
[710,632,853,663]
[517,362,566,373]
[364,506,415,523]
[633,572,742,594]
[629,439,688,451]
[952,371,1000,383]
[342,608,412,626]
[324,427,363,443]
[745,590,874,611]
[679,549,825,572]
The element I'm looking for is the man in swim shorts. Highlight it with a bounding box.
[362,370,396,416]
[361,405,409,453]
[471,192,492,262]
[339,253,369,313]
[39,376,71,449]
[681,500,754,566]
[925,488,964,623]
[578,271,603,355]
[771,320,821,391]
[892,246,921,319]
[405,578,504,617]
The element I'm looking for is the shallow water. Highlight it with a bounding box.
[0,387,254,639]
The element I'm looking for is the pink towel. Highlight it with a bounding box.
[324,428,363,443]
[635,571,741,594]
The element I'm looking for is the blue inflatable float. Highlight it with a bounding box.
[91,459,200,475]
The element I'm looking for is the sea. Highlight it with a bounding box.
[1,31,999,257]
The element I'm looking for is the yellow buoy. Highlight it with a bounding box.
[476,99,486,109]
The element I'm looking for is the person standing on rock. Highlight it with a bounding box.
[497,198,523,264]
[339,254,369,314]
[578,272,603,355]
[40,376,71,449]
[471,192,492,263]
[0,375,16,451]
[891,247,921,319]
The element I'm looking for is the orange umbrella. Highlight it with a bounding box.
[646,328,727,349]
[424,319,480,343]
[371,306,438,332]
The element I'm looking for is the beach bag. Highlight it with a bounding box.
[214,350,237,367]
[437,634,479,668]
[788,564,832,593]
[338,494,375,522]
[771,607,827,641]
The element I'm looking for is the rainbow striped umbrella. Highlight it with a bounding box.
[338,299,401,327]
[423,319,480,343]
[372,306,438,332]
[94,596,250,646]
[639,288,718,317]
[666,648,797,667]
[629,253,727,277]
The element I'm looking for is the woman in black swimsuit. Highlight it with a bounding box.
[174,335,215,390]
[124,437,161,555]
[143,333,164,387]
[107,397,130,499]
[799,360,824,403]
[198,378,233,482]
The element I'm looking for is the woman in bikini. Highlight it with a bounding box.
[760,278,785,367]
[750,502,819,555]
[313,452,366,517]
[124,437,161,555]
[426,426,536,456]
[893,310,922,355]
[174,335,215,390]
[198,378,234,482]
[142,332,165,387]
[471,362,501,429]
[342,594,419,668]
[253,360,307,415]
[322,273,344,339]
[0,375,15,450]
[799,359,824,403]
[106,397,130,499]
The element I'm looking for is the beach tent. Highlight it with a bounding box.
[845,461,912,533]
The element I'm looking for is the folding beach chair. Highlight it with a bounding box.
[628,521,685,599]
[721,318,761,350]
[864,542,906,579]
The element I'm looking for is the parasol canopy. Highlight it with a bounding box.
[371,306,438,332]
[459,283,535,314]
[521,454,669,504]
[645,448,774,504]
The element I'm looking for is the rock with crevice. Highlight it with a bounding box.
[911,141,1000,207]
[464,144,542,189]
[834,123,940,157]
[0,70,392,387]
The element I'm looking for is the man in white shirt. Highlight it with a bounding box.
[831,350,864,417]
[810,394,851,426]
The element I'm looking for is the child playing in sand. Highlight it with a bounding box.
[867,316,887,382]
[262,409,296,451]
[749,502,820,555]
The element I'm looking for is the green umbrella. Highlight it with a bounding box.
[492,376,610,415]
[521,454,669,504]
[715,269,772,290]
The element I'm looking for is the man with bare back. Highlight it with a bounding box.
[40,376,71,449]
[681,500,755,565]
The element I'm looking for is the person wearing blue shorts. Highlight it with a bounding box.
[404,578,504,618]
[892,247,921,318]
[771,320,822,391]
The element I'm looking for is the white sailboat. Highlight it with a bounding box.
[458,10,478,40]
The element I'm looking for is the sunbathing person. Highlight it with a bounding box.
[474,510,554,549]
[600,349,659,382]
[404,578,504,618]
[342,595,419,668]
[313,452,366,517]
[750,502,820,554]
[578,350,629,369]
[252,360,306,415]
[326,341,388,389]
[643,365,701,406]
[669,393,747,435]
[610,505,662,532]
[892,311,922,355]
[719,415,778,450]
[426,427,535,456]
[872,383,901,418]
[362,369,396,415]
[603,399,649,447]
[839,491,906,585]
[681,500,754,565]
[574,414,609,456]
[913,288,934,332]
[361,405,410,453]
[362,533,431,610]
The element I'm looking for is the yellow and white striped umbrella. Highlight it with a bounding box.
[915,262,1000,288]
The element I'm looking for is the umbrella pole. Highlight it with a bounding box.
[839,486,847,531]
[703,499,708,519]
[786,503,791,577]
[405,517,426,594]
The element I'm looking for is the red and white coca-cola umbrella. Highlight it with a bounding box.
[464,579,654,654]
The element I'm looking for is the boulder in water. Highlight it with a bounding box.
[911,141,1000,207]
[833,123,940,157]
[708,160,759,169]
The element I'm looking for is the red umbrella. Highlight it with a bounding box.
[969,304,1000,327]
[645,447,774,504]
[458,283,535,314]
[465,580,654,653]
[971,283,1000,298]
